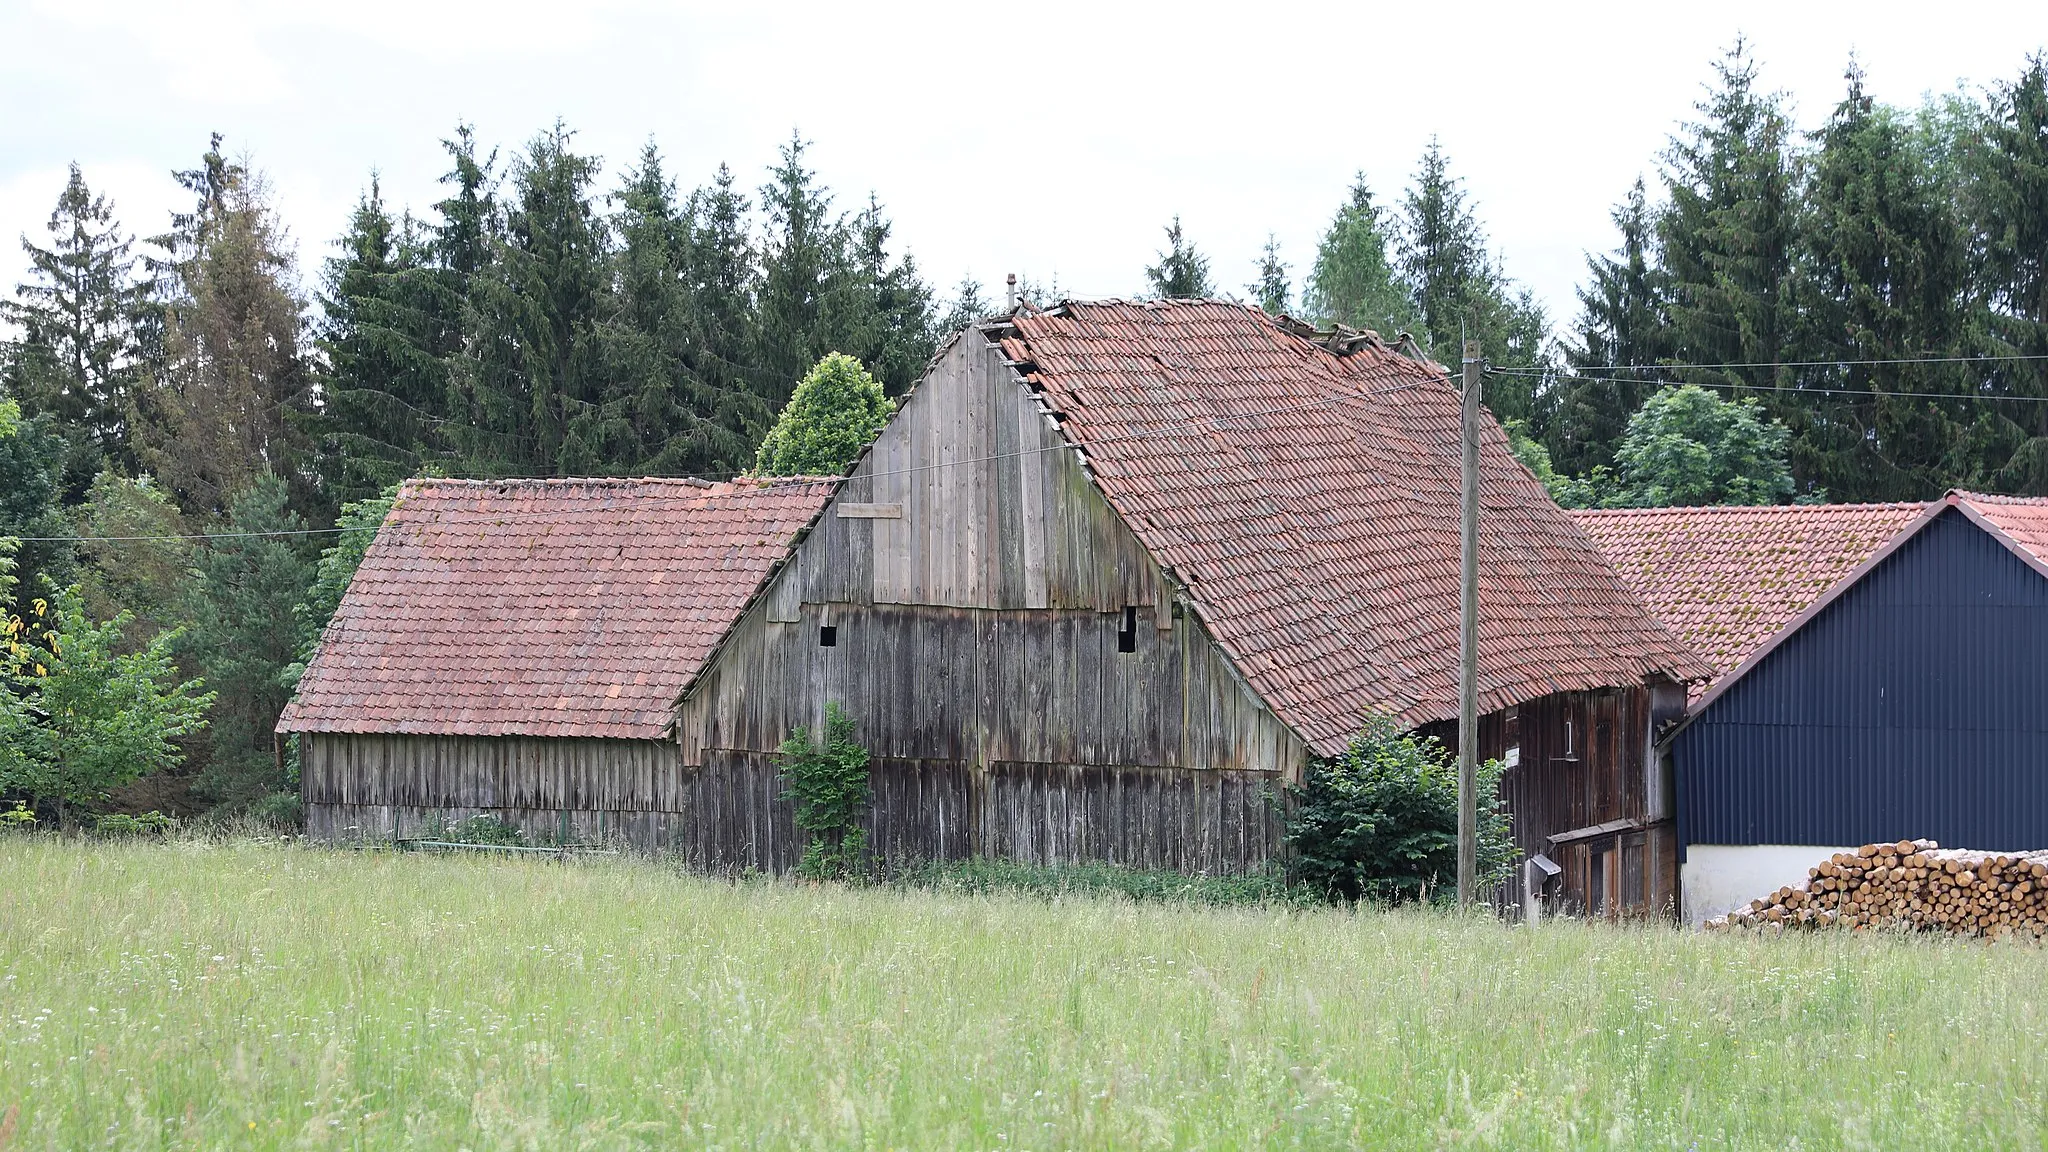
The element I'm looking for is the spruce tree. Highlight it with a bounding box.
[1967,55,2048,492]
[937,277,992,336]
[1396,140,1550,428]
[1790,61,1972,499]
[132,137,320,521]
[756,133,840,408]
[1303,177,1414,335]
[451,122,610,475]
[316,179,455,503]
[821,194,938,396]
[1657,41,1797,398]
[1143,216,1213,298]
[1248,234,1290,315]
[1554,179,1670,474]
[2,164,146,485]
[682,163,766,409]
[602,144,764,476]
[178,473,314,808]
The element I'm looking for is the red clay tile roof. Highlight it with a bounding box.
[998,299,1707,752]
[278,477,837,739]
[1955,490,2048,570]
[1569,503,1925,690]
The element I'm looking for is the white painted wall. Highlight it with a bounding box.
[1681,844,1859,926]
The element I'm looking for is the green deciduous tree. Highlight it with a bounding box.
[0,585,213,831]
[1606,384,1795,507]
[70,473,190,641]
[754,352,894,476]
[1284,715,1514,903]
[1143,216,1213,298]
[1303,176,1413,335]
[178,474,315,808]
[0,393,71,618]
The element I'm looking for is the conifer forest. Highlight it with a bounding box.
[2,44,2046,821]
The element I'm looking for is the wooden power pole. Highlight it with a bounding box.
[1457,340,1482,908]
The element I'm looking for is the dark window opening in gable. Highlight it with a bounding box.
[1117,606,1137,654]
[819,625,838,648]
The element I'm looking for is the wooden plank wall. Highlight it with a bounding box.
[776,332,1169,615]
[303,734,1282,874]
[681,603,1304,777]
[1426,685,1685,918]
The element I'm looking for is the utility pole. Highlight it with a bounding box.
[1457,340,1481,908]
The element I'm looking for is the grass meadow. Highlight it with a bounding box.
[2,837,2046,1149]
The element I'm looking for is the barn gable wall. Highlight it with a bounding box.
[672,333,1304,871]
[1674,507,2048,852]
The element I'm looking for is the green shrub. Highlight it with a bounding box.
[1,800,36,830]
[1284,715,1516,903]
[753,353,895,477]
[433,814,525,846]
[246,791,304,830]
[93,811,176,837]
[775,702,872,879]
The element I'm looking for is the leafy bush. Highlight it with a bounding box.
[245,790,304,830]
[93,811,176,837]
[1,585,214,831]
[1284,715,1516,903]
[1,800,36,830]
[753,353,894,476]
[429,814,526,846]
[775,701,872,879]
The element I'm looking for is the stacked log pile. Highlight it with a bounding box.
[1706,840,2048,939]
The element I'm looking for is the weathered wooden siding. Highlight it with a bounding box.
[303,734,1280,873]
[772,331,1169,615]
[681,603,1301,775]
[661,330,1302,873]
[1429,683,1686,918]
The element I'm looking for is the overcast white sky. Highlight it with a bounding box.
[2,1,2042,331]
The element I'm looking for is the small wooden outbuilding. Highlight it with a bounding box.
[283,300,1703,889]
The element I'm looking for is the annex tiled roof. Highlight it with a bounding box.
[1569,502,1925,688]
[1955,490,2048,570]
[278,477,837,739]
[997,299,1707,753]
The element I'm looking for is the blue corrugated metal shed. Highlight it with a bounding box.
[1671,506,2048,854]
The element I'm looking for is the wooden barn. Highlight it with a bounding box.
[1576,493,2048,923]
[282,299,1703,894]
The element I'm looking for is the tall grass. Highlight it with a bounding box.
[2,836,2045,1149]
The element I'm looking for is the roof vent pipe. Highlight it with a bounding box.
[1006,273,1017,312]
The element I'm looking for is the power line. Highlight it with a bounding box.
[1490,350,2048,403]
[6,380,1428,546]
[1504,352,2048,374]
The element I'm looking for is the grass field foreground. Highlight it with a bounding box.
[2,837,2046,1149]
